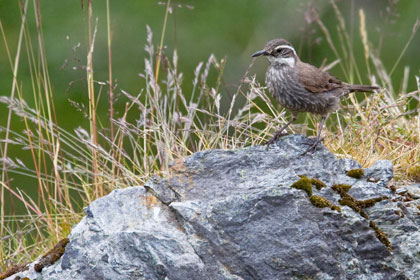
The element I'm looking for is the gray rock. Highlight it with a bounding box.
[406,184,420,199]
[6,135,420,280]
[365,160,394,183]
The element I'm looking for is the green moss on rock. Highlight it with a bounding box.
[309,195,341,212]
[346,169,364,179]
[310,178,326,190]
[291,176,312,197]
[331,205,342,212]
[357,196,388,208]
[369,221,392,251]
[332,184,352,193]
[338,195,369,219]
[310,195,330,207]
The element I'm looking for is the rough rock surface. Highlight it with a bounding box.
[6,135,420,280]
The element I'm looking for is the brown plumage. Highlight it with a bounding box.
[252,38,379,151]
[297,60,377,95]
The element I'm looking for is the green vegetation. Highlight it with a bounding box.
[292,175,391,249]
[338,195,369,219]
[332,183,388,218]
[407,165,420,182]
[369,221,392,251]
[291,176,313,197]
[331,182,391,249]
[357,196,388,208]
[332,184,353,193]
[309,196,341,212]
[346,169,365,179]
[0,0,417,267]
[291,177,340,212]
[298,175,327,190]
[311,178,327,190]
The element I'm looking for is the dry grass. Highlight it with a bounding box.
[0,0,419,268]
[318,8,420,180]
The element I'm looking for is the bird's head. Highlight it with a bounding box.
[252,38,297,67]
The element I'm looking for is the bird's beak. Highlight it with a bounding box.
[251,50,268,57]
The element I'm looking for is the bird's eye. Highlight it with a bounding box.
[276,48,282,53]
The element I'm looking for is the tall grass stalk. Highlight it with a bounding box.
[0,0,29,244]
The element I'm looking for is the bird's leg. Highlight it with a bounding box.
[302,114,327,154]
[265,113,297,149]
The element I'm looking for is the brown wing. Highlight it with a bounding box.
[297,61,344,93]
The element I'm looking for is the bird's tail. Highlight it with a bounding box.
[347,85,380,93]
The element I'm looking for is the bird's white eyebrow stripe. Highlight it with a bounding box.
[274,45,297,56]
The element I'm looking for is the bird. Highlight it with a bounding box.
[252,38,379,151]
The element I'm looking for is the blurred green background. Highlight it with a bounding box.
[1,0,419,214]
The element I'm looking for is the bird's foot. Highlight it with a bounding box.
[301,137,324,155]
[265,131,289,150]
